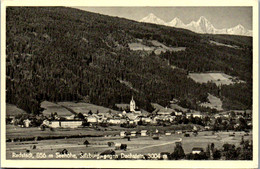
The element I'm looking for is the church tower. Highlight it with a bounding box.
[130,96,136,112]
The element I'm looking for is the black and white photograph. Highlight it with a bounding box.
[1,0,258,168]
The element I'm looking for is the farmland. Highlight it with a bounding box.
[6,125,252,160]
[6,104,27,117]
[200,94,223,111]
[41,101,119,117]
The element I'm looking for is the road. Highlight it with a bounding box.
[122,138,182,152]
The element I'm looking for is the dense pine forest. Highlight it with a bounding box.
[6,7,252,114]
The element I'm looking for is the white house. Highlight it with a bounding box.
[23,119,31,128]
[165,132,171,136]
[120,131,126,137]
[47,121,83,128]
[60,121,83,128]
[49,121,60,128]
[186,112,203,118]
[115,143,122,150]
[175,112,183,116]
[108,119,121,124]
[192,147,204,154]
[141,130,147,136]
[87,116,98,123]
[131,131,137,137]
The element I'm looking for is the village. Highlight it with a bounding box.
[6,96,252,160]
[8,97,252,131]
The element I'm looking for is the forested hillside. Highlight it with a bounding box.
[6,7,252,114]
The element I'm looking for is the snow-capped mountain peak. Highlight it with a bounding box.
[139,14,252,36]
[139,13,166,25]
[197,16,211,25]
[234,24,244,29]
[196,16,215,33]
[168,17,185,27]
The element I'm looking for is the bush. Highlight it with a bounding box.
[84,140,90,146]
[213,149,221,160]
[171,144,185,160]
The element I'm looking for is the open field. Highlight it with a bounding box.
[41,101,73,117]
[128,43,155,51]
[6,104,27,117]
[6,125,252,160]
[188,72,244,86]
[6,125,119,140]
[200,94,223,111]
[209,40,240,49]
[128,40,186,55]
[6,124,203,140]
[41,101,119,117]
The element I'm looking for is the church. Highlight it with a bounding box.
[129,96,141,114]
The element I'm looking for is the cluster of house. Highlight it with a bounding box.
[16,97,252,129]
[40,97,189,128]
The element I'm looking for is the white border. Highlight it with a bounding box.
[1,0,258,168]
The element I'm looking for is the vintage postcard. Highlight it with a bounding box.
[1,0,258,168]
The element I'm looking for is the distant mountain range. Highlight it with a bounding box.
[140,13,252,36]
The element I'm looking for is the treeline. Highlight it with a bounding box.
[167,140,252,160]
[6,7,252,114]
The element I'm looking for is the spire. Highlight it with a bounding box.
[130,96,136,112]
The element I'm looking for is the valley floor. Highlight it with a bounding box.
[6,125,252,160]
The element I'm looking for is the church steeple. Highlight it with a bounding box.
[130,96,136,112]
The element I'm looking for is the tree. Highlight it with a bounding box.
[84,140,90,147]
[212,149,221,160]
[240,136,244,145]
[211,143,215,152]
[171,144,185,160]
[239,140,252,160]
[223,143,240,160]
[88,110,93,115]
[206,144,211,159]
[76,113,85,120]
[230,111,236,118]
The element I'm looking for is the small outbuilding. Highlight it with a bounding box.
[192,147,204,154]
[141,130,147,136]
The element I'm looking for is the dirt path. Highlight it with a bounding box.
[125,138,182,152]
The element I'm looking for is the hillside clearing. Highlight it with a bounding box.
[57,102,119,114]
[41,101,73,117]
[188,72,244,86]
[209,40,240,49]
[128,40,186,55]
[200,94,223,111]
[6,104,27,117]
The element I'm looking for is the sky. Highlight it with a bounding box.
[74,7,252,30]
